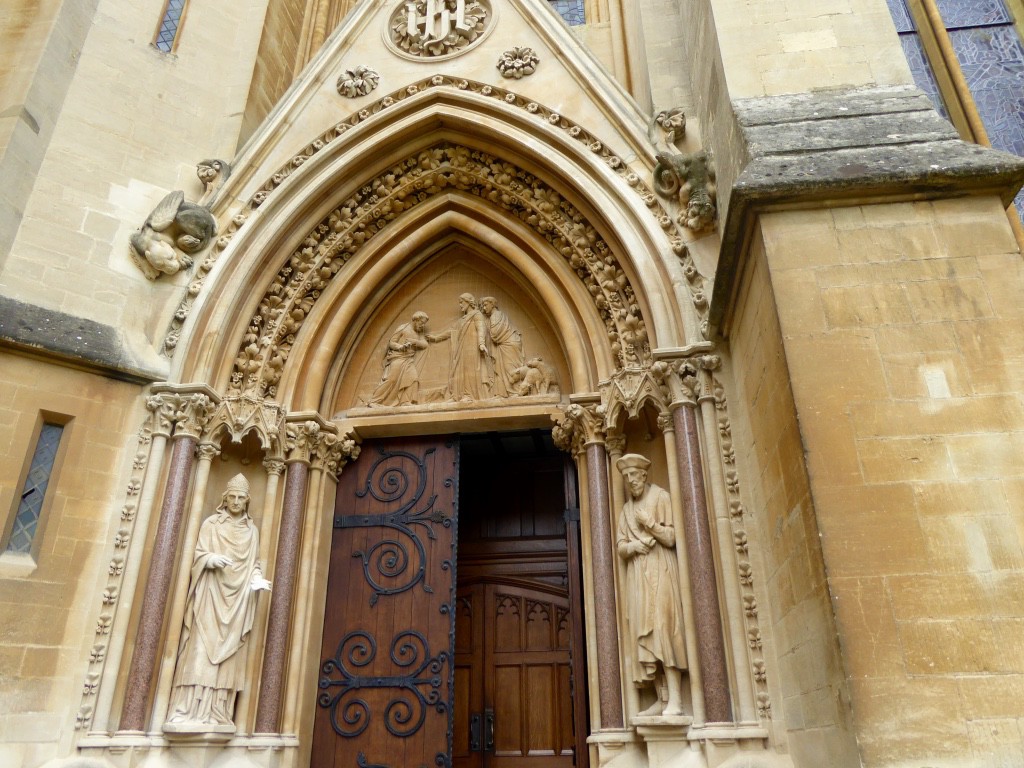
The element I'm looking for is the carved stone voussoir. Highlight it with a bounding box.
[337,65,380,98]
[497,47,539,79]
[129,191,217,280]
[388,0,491,59]
[653,150,717,233]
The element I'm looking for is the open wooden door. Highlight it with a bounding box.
[312,437,459,768]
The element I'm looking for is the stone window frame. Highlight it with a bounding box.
[0,412,72,575]
[152,0,190,54]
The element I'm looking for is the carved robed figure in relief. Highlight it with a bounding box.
[616,453,688,717]
[165,474,271,733]
[369,311,431,406]
[427,293,492,402]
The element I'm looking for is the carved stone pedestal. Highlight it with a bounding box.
[685,723,782,768]
[162,721,235,741]
[636,720,704,768]
[589,728,643,768]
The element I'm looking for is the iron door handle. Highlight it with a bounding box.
[470,713,482,752]
[484,708,495,751]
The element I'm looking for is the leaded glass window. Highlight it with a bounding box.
[549,0,586,27]
[883,0,1024,218]
[154,0,187,53]
[6,423,64,554]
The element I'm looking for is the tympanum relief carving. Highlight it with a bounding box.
[364,293,558,408]
[616,453,688,720]
[164,474,271,735]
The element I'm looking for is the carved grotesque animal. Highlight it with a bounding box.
[129,191,217,280]
[652,150,717,232]
[510,357,559,396]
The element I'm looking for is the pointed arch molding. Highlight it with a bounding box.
[171,77,709,399]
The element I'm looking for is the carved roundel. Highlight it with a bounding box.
[386,0,495,61]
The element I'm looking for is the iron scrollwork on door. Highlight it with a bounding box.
[319,629,450,738]
[335,446,452,606]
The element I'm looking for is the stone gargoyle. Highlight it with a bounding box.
[129,191,217,280]
[653,150,718,233]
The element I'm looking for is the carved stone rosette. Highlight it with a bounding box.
[497,46,539,79]
[337,65,380,98]
[388,0,491,59]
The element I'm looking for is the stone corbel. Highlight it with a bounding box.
[653,150,718,233]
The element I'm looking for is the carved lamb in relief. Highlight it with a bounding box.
[129,191,217,279]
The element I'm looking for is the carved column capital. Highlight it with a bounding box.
[172,394,217,440]
[196,442,221,462]
[146,394,180,438]
[605,434,627,457]
[311,430,361,478]
[553,402,606,456]
[262,457,286,476]
[652,348,721,411]
[284,420,322,465]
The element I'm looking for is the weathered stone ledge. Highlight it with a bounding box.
[710,85,1024,334]
[0,295,163,384]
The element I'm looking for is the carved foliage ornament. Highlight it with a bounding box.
[227,143,651,398]
[497,47,539,79]
[389,0,490,59]
[163,77,711,355]
[337,65,381,98]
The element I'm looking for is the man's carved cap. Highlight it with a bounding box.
[616,454,651,473]
[225,473,250,495]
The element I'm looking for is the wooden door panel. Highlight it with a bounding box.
[312,438,458,768]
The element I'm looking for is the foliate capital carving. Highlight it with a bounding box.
[196,442,221,462]
[312,430,361,477]
[552,403,606,456]
[285,421,322,465]
[209,393,286,454]
[650,350,721,409]
[146,394,180,437]
[605,434,627,457]
[263,457,286,476]
[172,394,217,440]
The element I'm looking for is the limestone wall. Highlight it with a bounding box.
[757,197,1024,766]
[0,353,143,767]
[723,229,860,766]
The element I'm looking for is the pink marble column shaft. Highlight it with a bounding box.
[586,442,625,729]
[119,435,197,732]
[254,460,309,733]
[673,405,733,723]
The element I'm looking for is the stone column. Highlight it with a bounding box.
[119,393,215,732]
[670,382,732,724]
[556,403,625,730]
[93,394,175,731]
[254,421,317,734]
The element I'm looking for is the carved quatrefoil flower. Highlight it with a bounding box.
[497,46,539,79]
[337,66,380,98]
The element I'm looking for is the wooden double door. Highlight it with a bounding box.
[311,435,587,768]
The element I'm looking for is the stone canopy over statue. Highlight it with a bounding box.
[164,474,271,734]
[615,453,688,718]
[364,292,558,407]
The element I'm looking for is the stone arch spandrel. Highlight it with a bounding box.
[171,87,703,392]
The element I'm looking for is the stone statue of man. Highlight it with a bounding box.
[615,453,687,717]
[165,473,271,733]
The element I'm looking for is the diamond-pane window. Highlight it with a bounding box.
[6,423,64,554]
[154,0,187,53]
[549,0,586,26]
